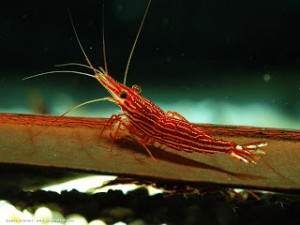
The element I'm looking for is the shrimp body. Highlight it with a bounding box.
[95,72,267,164]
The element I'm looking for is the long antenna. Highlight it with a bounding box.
[102,2,108,74]
[123,0,152,85]
[68,10,98,75]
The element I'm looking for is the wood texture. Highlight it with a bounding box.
[0,113,300,191]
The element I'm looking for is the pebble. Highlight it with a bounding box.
[34,206,53,223]
[88,219,107,225]
[65,214,88,225]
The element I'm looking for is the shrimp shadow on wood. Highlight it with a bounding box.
[115,139,266,181]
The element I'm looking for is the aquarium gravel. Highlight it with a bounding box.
[1,186,300,225]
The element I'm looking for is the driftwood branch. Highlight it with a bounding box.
[0,113,299,192]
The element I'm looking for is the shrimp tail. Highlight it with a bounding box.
[228,141,268,164]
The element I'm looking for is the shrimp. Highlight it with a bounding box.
[24,0,267,164]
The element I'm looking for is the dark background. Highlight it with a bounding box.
[0,0,299,123]
[1,0,299,77]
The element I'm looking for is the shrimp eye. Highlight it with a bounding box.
[132,84,142,94]
[120,90,128,99]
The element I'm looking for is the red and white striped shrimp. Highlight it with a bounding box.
[25,0,267,164]
[96,73,267,164]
